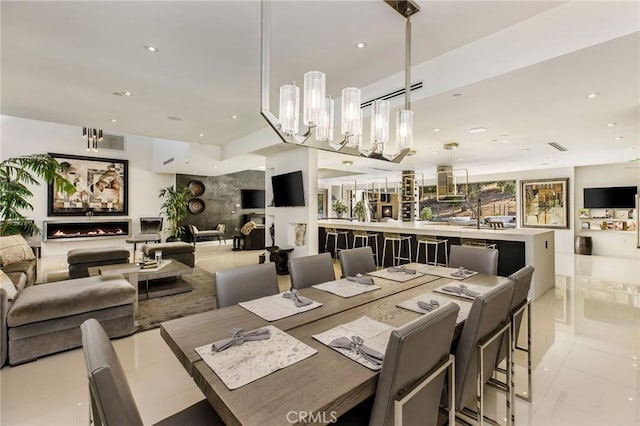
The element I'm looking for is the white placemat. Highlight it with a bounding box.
[239,293,323,321]
[312,316,393,370]
[195,325,317,390]
[312,278,380,298]
[433,281,493,300]
[421,265,479,280]
[367,267,424,282]
[397,293,471,323]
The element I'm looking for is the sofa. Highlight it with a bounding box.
[141,241,195,267]
[0,235,136,367]
[67,246,130,279]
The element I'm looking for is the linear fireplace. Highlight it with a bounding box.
[44,219,131,241]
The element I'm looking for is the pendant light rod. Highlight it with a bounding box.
[405,16,411,111]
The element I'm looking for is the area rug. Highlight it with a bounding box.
[136,266,217,331]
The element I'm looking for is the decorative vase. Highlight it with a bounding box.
[295,223,306,246]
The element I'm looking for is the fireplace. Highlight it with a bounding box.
[44,219,131,241]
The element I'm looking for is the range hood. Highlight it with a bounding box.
[436,165,468,202]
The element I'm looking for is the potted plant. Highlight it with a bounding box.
[331,200,348,218]
[0,154,75,236]
[419,206,433,221]
[158,185,193,241]
[353,200,366,221]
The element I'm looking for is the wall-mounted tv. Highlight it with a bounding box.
[584,186,637,209]
[241,189,265,209]
[271,171,305,207]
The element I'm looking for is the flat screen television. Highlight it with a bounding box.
[271,171,305,207]
[583,186,637,208]
[241,189,265,209]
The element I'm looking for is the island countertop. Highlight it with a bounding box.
[318,219,555,299]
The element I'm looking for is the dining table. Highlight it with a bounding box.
[160,263,510,426]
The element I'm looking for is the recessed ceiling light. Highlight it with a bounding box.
[342,160,354,166]
[231,115,238,119]
[110,118,117,123]
[457,158,463,161]
[616,136,624,140]
[586,92,599,99]
[167,115,183,121]
[185,161,191,164]
[355,42,367,49]
[199,133,204,137]
[469,127,487,134]
[144,44,159,53]
[501,140,510,144]
[451,93,462,98]
[608,122,617,127]
[112,92,122,96]
[522,148,530,152]
[123,91,133,96]
[432,128,441,132]
[541,162,551,166]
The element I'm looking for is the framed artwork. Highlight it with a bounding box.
[48,153,128,216]
[581,221,590,230]
[578,208,590,219]
[615,210,629,219]
[521,178,569,229]
[382,205,393,218]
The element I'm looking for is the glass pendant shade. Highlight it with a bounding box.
[347,110,364,148]
[316,97,334,142]
[370,99,390,150]
[279,84,300,135]
[395,109,413,151]
[303,71,326,127]
[341,87,361,136]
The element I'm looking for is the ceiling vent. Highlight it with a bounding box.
[97,133,126,152]
[548,142,567,152]
[361,82,423,109]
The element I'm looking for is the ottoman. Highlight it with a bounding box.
[67,247,130,279]
[142,242,195,267]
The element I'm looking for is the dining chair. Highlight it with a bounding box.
[453,279,514,426]
[288,252,335,290]
[448,245,499,275]
[214,262,279,308]
[338,246,377,278]
[370,302,460,426]
[491,265,535,403]
[80,318,222,426]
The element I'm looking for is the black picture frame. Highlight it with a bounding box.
[47,153,128,216]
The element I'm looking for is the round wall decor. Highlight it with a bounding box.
[188,180,205,196]
[188,198,205,214]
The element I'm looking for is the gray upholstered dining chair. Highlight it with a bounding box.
[448,245,499,275]
[288,252,335,290]
[338,246,377,278]
[337,302,460,426]
[453,279,514,426]
[80,318,222,426]
[214,263,279,308]
[492,265,535,403]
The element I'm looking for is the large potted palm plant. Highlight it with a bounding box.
[0,154,75,236]
[158,185,193,241]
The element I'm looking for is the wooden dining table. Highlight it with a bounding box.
[160,263,509,426]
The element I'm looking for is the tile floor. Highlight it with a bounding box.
[1,243,638,425]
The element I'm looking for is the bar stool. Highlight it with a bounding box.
[352,230,380,266]
[382,232,412,267]
[324,227,349,259]
[416,235,449,266]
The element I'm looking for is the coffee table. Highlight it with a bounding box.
[88,259,194,305]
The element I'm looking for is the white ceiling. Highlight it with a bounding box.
[1,1,639,180]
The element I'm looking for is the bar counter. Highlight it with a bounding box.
[318,219,555,299]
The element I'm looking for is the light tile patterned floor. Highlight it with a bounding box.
[1,244,638,425]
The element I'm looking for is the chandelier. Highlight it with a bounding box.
[82,127,103,152]
[260,0,419,163]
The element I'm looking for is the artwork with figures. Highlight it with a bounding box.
[47,153,128,216]
[521,178,569,229]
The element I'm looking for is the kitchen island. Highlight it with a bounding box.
[318,219,555,299]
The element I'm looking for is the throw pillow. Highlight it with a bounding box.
[0,270,18,300]
[216,224,226,233]
[0,235,36,267]
[240,221,256,236]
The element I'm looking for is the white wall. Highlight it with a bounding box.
[1,116,175,256]
[265,147,318,258]
[574,163,640,258]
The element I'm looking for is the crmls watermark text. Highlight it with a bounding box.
[286,411,338,424]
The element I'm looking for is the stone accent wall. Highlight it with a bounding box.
[177,170,265,236]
